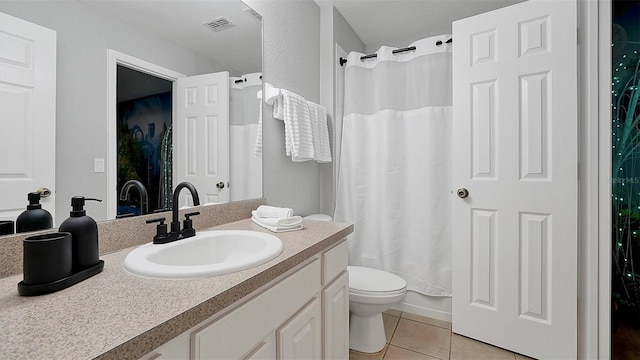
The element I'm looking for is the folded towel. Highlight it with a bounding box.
[307,101,332,163]
[252,211,302,227]
[252,214,304,233]
[253,99,263,157]
[273,89,315,162]
[256,205,294,218]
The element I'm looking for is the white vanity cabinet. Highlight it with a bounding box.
[142,239,349,360]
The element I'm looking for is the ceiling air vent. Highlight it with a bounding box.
[203,17,236,32]
[243,7,262,22]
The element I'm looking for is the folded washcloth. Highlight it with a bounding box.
[256,205,294,218]
[307,100,332,163]
[273,89,315,162]
[252,211,302,227]
[252,214,304,233]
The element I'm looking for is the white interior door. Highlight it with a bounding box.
[451,1,578,359]
[0,12,56,222]
[175,72,230,206]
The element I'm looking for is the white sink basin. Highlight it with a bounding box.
[124,230,283,279]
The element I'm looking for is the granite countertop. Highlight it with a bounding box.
[0,219,353,360]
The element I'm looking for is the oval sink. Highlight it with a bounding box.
[124,230,283,279]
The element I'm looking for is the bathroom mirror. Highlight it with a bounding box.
[0,0,262,231]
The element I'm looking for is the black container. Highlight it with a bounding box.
[59,196,101,271]
[23,232,72,285]
[0,220,14,236]
[16,192,53,233]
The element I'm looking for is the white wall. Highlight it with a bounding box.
[0,1,229,223]
[333,7,365,55]
[244,0,324,216]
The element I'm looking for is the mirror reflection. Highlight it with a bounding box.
[0,0,263,234]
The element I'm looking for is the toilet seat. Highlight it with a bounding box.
[348,266,407,295]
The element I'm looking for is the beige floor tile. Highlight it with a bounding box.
[383,313,400,342]
[384,309,403,317]
[390,319,451,359]
[383,345,441,360]
[402,312,452,330]
[450,334,515,360]
[350,343,388,360]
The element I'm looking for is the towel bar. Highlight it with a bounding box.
[256,82,281,105]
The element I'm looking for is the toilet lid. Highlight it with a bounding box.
[348,266,407,293]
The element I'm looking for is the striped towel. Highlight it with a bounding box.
[273,89,315,162]
[253,99,263,157]
[307,101,332,163]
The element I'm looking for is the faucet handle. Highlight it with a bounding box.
[184,211,200,220]
[182,212,200,238]
[146,217,171,244]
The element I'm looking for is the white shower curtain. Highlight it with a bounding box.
[334,35,452,297]
[229,73,263,201]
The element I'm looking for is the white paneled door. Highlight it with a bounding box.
[0,12,56,222]
[176,72,230,206]
[451,1,577,359]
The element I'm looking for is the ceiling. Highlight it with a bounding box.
[76,0,524,73]
[332,0,524,49]
[79,0,262,75]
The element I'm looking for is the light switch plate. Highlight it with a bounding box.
[94,158,105,173]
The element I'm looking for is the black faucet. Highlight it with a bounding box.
[147,182,200,244]
[146,182,201,244]
[171,181,200,233]
[119,180,148,215]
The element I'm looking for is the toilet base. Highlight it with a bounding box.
[349,311,386,353]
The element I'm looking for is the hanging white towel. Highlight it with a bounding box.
[272,89,315,162]
[251,213,304,233]
[256,205,294,218]
[307,101,332,163]
[253,99,263,157]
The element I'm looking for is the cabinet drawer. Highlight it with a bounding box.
[323,240,348,285]
[191,259,321,359]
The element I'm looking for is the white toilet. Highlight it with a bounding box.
[304,214,408,354]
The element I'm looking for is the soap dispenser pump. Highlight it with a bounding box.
[16,192,53,233]
[59,196,102,271]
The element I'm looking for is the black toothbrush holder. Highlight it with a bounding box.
[22,232,73,285]
[18,231,104,296]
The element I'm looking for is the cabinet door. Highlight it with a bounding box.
[323,271,349,360]
[278,297,322,360]
[243,333,276,360]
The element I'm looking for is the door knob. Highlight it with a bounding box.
[457,188,469,199]
[37,187,52,198]
[216,182,225,189]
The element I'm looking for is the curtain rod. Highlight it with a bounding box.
[339,38,452,67]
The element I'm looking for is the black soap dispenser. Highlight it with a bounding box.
[16,192,53,233]
[59,196,102,271]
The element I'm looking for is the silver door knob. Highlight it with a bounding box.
[457,188,469,199]
[37,187,52,198]
[216,182,225,189]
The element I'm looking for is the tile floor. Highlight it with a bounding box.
[349,310,535,360]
